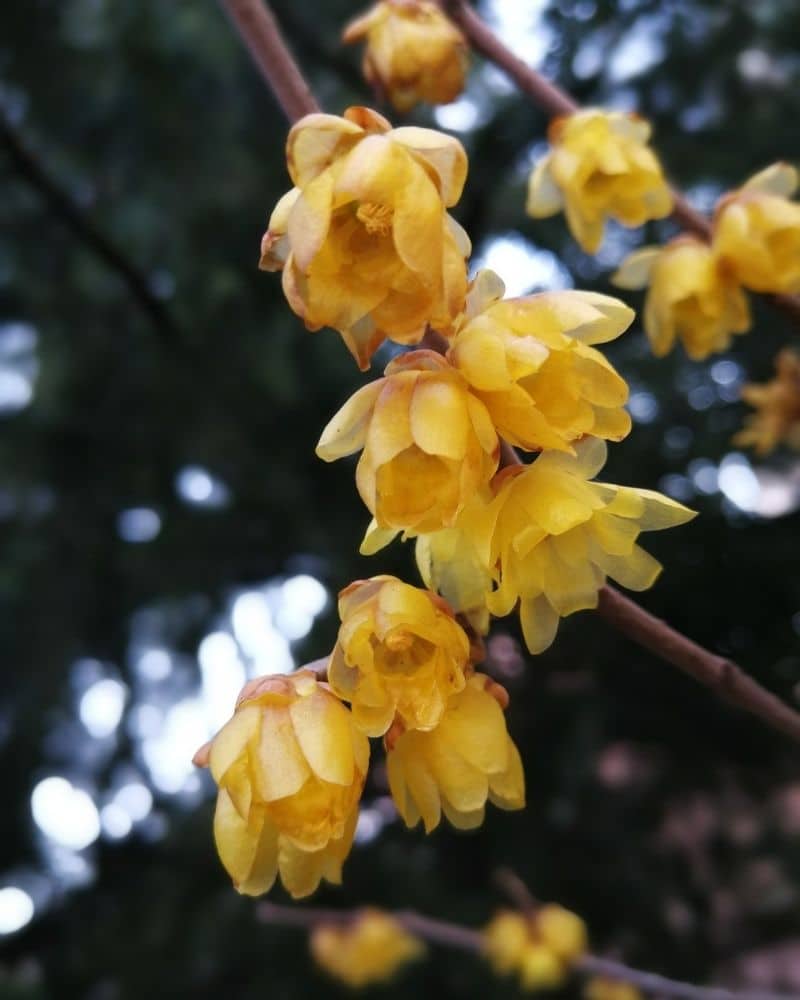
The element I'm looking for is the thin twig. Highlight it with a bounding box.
[595,586,800,742]
[218,0,319,122]
[1,114,177,342]
[439,0,800,326]
[256,901,794,1000]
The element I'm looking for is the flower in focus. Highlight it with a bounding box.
[472,439,696,653]
[612,237,751,360]
[196,670,369,899]
[310,909,424,988]
[386,673,524,831]
[483,905,588,992]
[585,977,643,1000]
[327,575,470,737]
[526,108,672,253]
[343,0,468,113]
[448,270,634,451]
[259,106,470,369]
[713,162,800,294]
[734,348,800,455]
[317,350,499,533]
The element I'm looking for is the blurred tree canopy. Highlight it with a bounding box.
[2,1,800,997]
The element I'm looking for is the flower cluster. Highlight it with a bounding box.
[483,905,588,991]
[613,163,800,359]
[310,909,424,987]
[343,0,468,112]
[735,348,800,455]
[526,109,672,253]
[223,100,698,898]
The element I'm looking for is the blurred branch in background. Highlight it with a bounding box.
[0,113,178,342]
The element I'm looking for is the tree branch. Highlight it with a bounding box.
[1,114,177,343]
[256,901,794,1000]
[218,0,319,122]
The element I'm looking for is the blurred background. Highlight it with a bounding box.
[3,0,800,996]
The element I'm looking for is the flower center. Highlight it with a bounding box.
[356,201,394,236]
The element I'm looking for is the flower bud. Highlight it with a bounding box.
[310,908,424,988]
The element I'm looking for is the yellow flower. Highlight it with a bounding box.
[327,575,470,737]
[199,670,369,899]
[317,350,499,533]
[527,109,672,253]
[448,270,634,451]
[386,673,524,831]
[713,162,800,294]
[259,106,470,369]
[612,237,751,360]
[585,978,643,1000]
[535,904,588,962]
[735,348,800,455]
[310,909,424,988]
[473,439,696,653]
[483,911,529,975]
[343,1,468,113]
[483,905,587,991]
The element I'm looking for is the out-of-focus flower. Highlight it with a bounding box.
[612,237,751,359]
[310,909,424,988]
[526,109,672,253]
[471,439,696,653]
[448,270,633,451]
[483,905,588,992]
[317,350,499,533]
[197,670,369,899]
[585,977,643,1000]
[713,163,800,294]
[343,1,468,112]
[259,106,470,369]
[735,349,800,455]
[327,575,470,737]
[386,674,524,831]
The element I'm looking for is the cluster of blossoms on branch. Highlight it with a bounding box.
[194,92,696,901]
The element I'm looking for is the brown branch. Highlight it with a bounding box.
[1,114,177,343]
[256,901,794,1000]
[218,0,319,122]
[595,586,800,742]
[439,0,800,325]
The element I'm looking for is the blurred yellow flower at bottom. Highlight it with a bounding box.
[310,909,424,988]
[735,348,800,455]
[585,976,642,1000]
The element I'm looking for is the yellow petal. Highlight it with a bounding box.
[526,156,563,217]
[277,837,327,899]
[287,170,334,272]
[236,819,279,896]
[409,377,469,458]
[209,705,260,784]
[390,126,468,205]
[287,113,364,188]
[611,246,661,289]
[214,790,262,886]
[596,543,662,591]
[742,162,799,197]
[489,740,525,810]
[519,595,560,654]
[290,688,356,786]
[316,381,383,462]
[253,705,311,802]
[359,519,400,555]
[438,680,509,774]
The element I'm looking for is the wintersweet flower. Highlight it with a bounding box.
[734,348,800,455]
[612,237,750,360]
[713,162,800,294]
[342,0,468,113]
[327,575,470,737]
[196,670,369,899]
[483,905,588,992]
[526,108,672,253]
[316,350,499,533]
[386,673,524,831]
[448,270,634,452]
[259,106,470,369]
[472,439,696,653]
[310,909,424,988]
